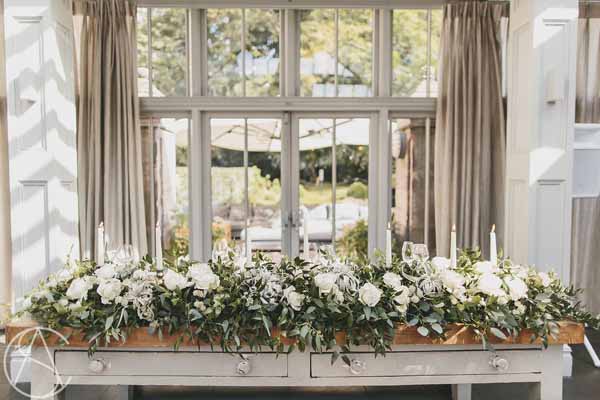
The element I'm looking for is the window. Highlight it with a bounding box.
[300,9,373,97]
[211,118,282,256]
[390,117,435,253]
[137,5,439,261]
[141,117,190,257]
[299,118,369,259]
[137,8,189,97]
[392,9,442,97]
[207,9,280,96]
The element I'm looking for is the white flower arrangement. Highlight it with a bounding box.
[16,247,600,357]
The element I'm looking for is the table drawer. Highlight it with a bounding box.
[311,350,542,378]
[55,351,288,377]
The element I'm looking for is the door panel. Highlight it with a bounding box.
[5,0,78,309]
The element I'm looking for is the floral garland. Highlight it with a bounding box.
[18,248,600,361]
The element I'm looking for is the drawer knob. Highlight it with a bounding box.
[490,355,509,372]
[349,359,366,375]
[236,359,251,376]
[88,359,107,373]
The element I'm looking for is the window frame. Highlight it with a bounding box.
[138,4,440,261]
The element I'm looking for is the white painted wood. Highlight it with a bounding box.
[4,0,79,310]
[140,96,437,113]
[138,0,447,8]
[505,0,578,284]
[451,384,472,400]
[55,351,288,377]
[310,350,542,377]
[0,0,12,325]
[529,345,563,400]
[32,345,563,396]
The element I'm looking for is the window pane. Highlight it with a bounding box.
[141,118,190,258]
[392,10,429,97]
[211,119,245,249]
[338,9,373,97]
[299,118,369,261]
[137,8,149,96]
[207,9,243,96]
[151,8,188,96]
[246,9,280,96]
[247,119,282,253]
[300,9,336,97]
[299,119,334,248]
[334,118,369,261]
[429,9,443,97]
[390,118,435,254]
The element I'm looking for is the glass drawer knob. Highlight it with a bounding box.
[88,359,106,373]
[490,355,509,372]
[349,359,366,375]
[236,359,251,375]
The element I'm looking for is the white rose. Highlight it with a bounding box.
[97,278,123,304]
[383,272,404,292]
[163,269,189,291]
[393,286,411,306]
[56,268,73,283]
[477,273,505,297]
[432,256,451,271]
[22,297,32,309]
[538,272,552,287]
[95,264,117,280]
[66,277,93,300]
[505,277,528,301]
[440,270,465,292]
[283,286,305,311]
[188,263,220,291]
[314,273,338,295]
[474,261,498,274]
[358,283,382,307]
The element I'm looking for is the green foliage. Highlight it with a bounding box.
[336,220,369,264]
[20,249,600,362]
[346,182,368,199]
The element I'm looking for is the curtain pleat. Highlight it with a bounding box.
[572,8,600,314]
[75,0,148,259]
[434,1,507,257]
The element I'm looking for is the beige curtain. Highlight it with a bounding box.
[577,5,600,122]
[571,5,600,314]
[434,1,507,257]
[74,0,148,260]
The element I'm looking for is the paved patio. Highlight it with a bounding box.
[2,329,600,400]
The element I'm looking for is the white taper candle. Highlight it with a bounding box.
[450,224,457,268]
[155,221,163,271]
[386,222,392,268]
[490,224,498,265]
[97,222,105,266]
[303,209,310,259]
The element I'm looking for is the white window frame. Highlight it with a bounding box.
[139,4,440,261]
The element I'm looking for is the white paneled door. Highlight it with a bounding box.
[5,0,78,309]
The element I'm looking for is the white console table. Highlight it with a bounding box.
[7,323,583,400]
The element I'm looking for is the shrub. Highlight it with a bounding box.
[347,181,368,199]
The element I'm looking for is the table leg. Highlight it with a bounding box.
[529,345,563,400]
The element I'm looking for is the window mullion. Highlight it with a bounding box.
[244,118,249,256]
[242,8,247,97]
[332,119,337,249]
[377,9,392,97]
[148,7,153,97]
[424,117,431,246]
[426,9,432,98]
[334,9,339,96]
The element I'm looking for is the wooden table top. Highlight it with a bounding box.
[5,320,584,348]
